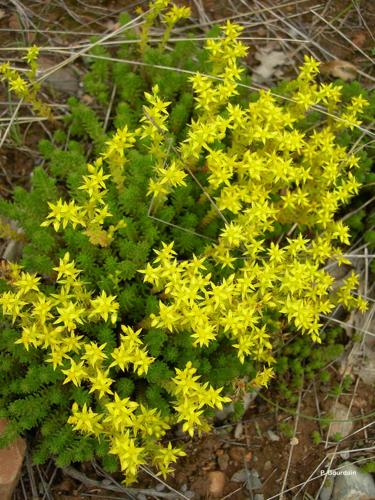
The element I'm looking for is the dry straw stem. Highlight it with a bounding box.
[63,464,181,499]
[279,383,303,500]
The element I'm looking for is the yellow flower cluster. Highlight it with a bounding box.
[140,0,190,55]
[172,362,230,437]
[103,125,136,191]
[142,85,188,203]
[0,253,119,364]
[160,4,191,49]
[0,46,53,120]
[42,143,129,246]
[0,250,229,482]
[141,24,368,381]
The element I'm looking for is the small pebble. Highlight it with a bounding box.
[234,422,243,439]
[231,468,262,490]
[229,446,245,463]
[267,430,280,442]
[231,469,248,483]
[264,460,272,472]
[218,453,229,471]
[215,404,234,421]
[208,471,226,498]
[246,469,262,491]
[328,403,353,439]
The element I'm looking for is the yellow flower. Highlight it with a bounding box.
[89,290,119,323]
[13,272,41,295]
[82,342,107,367]
[54,301,85,331]
[15,323,41,350]
[53,253,81,282]
[62,359,87,386]
[41,200,85,231]
[9,75,27,95]
[163,5,191,25]
[68,403,103,436]
[24,45,39,65]
[89,369,114,399]
[153,442,186,477]
[109,431,145,480]
[251,367,275,388]
[104,393,138,431]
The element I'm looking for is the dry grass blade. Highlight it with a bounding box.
[139,464,190,499]
[35,9,148,86]
[320,314,375,338]
[311,9,375,66]
[279,382,303,500]
[62,465,178,499]
[25,449,39,500]
[0,99,23,149]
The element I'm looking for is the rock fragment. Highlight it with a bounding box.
[208,471,226,498]
[0,419,26,500]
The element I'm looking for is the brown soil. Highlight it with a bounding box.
[42,375,374,499]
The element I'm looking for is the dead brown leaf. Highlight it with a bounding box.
[320,59,358,82]
[351,31,367,48]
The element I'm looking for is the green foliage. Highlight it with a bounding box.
[361,461,375,473]
[311,430,322,445]
[279,421,294,439]
[332,431,343,442]
[274,327,346,405]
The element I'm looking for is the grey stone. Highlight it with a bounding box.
[358,346,375,386]
[155,483,166,491]
[215,391,258,421]
[231,469,247,483]
[267,430,280,442]
[215,403,234,421]
[245,469,262,491]
[218,453,229,471]
[254,495,264,500]
[243,390,258,411]
[328,403,353,440]
[231,469,262,491]
[38,56,79,94]
[234,422,243,439]
[319,477,334,500]
[263,460,272,472]
[331,461,375,500]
